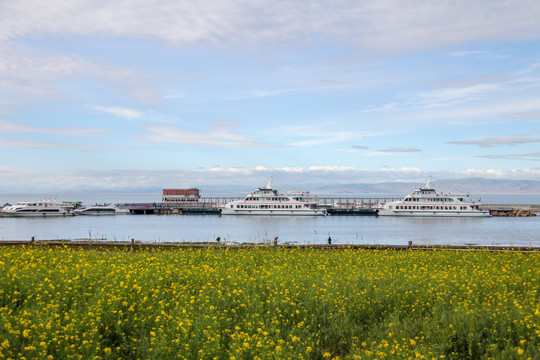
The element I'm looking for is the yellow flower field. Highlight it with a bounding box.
[0,246,538,359]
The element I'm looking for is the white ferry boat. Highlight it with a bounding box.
[221,178,327,216]
[0,200,75,217]
[376,177,491,217]
[73,204,130,215]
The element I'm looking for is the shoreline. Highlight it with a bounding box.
[1,239,539,252]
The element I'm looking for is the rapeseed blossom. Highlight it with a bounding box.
[0,245,538,359]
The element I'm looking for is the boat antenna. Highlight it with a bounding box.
[265,176,274,189]
[424,176,433,189]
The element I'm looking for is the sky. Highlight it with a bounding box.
[1,0,540,192]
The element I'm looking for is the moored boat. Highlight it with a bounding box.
[222,178,327,216]
[73,204,130,215]
[376,177,491,217]
[0,200,75,217]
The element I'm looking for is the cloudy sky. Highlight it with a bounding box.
[1,0,540,191]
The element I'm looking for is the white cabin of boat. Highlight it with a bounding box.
[377,177,490,217]
[222,177,326,216]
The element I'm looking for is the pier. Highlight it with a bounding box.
[122,196,401,215]
[120,196,539,215]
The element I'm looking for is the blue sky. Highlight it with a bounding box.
[1,0,540,191]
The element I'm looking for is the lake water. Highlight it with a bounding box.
[1,193,539,247]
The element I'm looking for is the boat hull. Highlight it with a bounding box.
[377,210,491,217]
[221,208,327,216]
[73,210,129,215]
[0,212,73,217]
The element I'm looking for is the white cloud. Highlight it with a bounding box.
[0,136,97,150]
[450,51,487,57]
[276,123,377,147]
[0,41,161,110]
[502,110,540,120]
[143,121,275,148]
[1,1,540,53]
[478,152,540,160]
[378,147,421,153]
[448,134,540,148]
[0,119,106,136]
[92,106,144,120]
[2,165,540,192]
[0,42,88,100]
[358,60,540,126]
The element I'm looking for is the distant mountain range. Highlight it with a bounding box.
[201,178,540,195]
[3,178,539,195]
[309,178,540,194]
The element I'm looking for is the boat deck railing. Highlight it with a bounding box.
[122,196,403,211]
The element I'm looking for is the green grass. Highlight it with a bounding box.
[0,246,538,359]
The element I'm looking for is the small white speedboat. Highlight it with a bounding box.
[73,204,130,215]
[0,200,74,217]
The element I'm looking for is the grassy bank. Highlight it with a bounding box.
[0,246,538,359]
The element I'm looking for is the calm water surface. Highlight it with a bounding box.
[1,214,539,247]
[1,193,539,246]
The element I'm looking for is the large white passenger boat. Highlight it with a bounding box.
[0,200,74,217]
[221,178,327,216]
[376,178,491,217]
[73,204,130,215]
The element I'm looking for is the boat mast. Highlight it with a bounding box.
[265,176,274,189]
[424,176,433,189]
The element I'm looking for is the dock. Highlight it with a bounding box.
[123,196,398,215]
[121,197,539,216]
